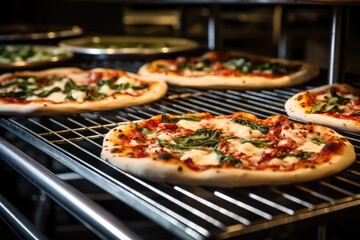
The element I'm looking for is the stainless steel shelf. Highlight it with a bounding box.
[0,66,359,239]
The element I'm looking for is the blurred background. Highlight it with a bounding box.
[2,0,360,74]
[1,1,360,240]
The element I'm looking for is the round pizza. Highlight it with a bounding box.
[285,83,360,133]
[138,51,319,89]
[101,111,355,188]
[0,67,167,115]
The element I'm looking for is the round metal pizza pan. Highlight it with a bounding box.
[0,25,83,42]
[59,36,200,55]
[0,44,73,69]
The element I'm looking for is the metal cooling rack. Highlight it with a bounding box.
[0,60,360,239]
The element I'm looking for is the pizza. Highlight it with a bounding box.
[101,111,355,188]
[138,51,319,89]
[0,67,167,115]
[285,83,360,133]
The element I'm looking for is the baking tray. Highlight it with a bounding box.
[0,25,83,42]
[60,36,199,55]
[0,45,73,69]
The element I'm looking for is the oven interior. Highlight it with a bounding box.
[1,3,360,240]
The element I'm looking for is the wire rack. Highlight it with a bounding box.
[1,59,360,239]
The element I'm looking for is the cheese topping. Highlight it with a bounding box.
[0,69,151,103]
[133,114,331,170]
[297,141,324,152]
[180,150,219,166]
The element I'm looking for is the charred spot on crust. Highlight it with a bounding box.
[296,95,303,101]
[117,133,125,139]
[158,152,172,160]
[322,142,341,154]
[177,166,183,172]
[110,148,121,153]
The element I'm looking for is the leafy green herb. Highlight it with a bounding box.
[352,111,360,116]
[232,118,269,134]
[0,91,31,99]
[279,152,315,160]
[86,90,108,100]
[162,114,202,123]
[157,128,236,151]
[330,88,350,105]
[157,138,195,150]
[309,88,350,114]
[240,139,275,148]
[36,87,61,98]
[213,149,241,167]
[173,128,223,148]
[135,124,153,136]
[97,79,148,91]
[0,86,61,99]
[311,137,325,145]
[309,102,341,114]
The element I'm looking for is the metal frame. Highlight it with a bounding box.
[0,73,359,239]
[0,136,142,240]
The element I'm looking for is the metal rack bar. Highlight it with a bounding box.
[0,136,142,240]
[0,193,47,240]
[0,59,359,239]
[208,4,222,50]
[328,5,349,84]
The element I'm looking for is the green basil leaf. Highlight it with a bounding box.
[173,128,222,148]
[232,118,269,134]
[213,149,241,167]
[36,87,61,98]
[309,102,341,114]
[352,111,360,116]
[240,138,275,148]
[330,88,350,105]
[162,114,202,123]
[135,124,153,136]
[157,138,196,150]
[279,151,315,160]
[311,137,325,145]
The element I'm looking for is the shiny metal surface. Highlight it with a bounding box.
[0,193,47,240]
[0,60,359,239]
[0,25,83,42]
[0,136,143,240]
[328,6,349,84]
[60,36,199,55]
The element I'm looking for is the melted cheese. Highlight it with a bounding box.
[177,119,202,131]
[70,90,86,102]
[180,149,219,166]
[297,141,324,152]
[68,72,89,84]
[142,114,332,170]
[280,128,306,144]
[115,76,137,85]
[315,93,330,101]
[99,84,115,96]
[177,118,262,138]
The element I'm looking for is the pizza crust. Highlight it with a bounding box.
[101,144,354,188]
[285,84,360,133]
[138,51,319,89]
[0,67,168,116]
